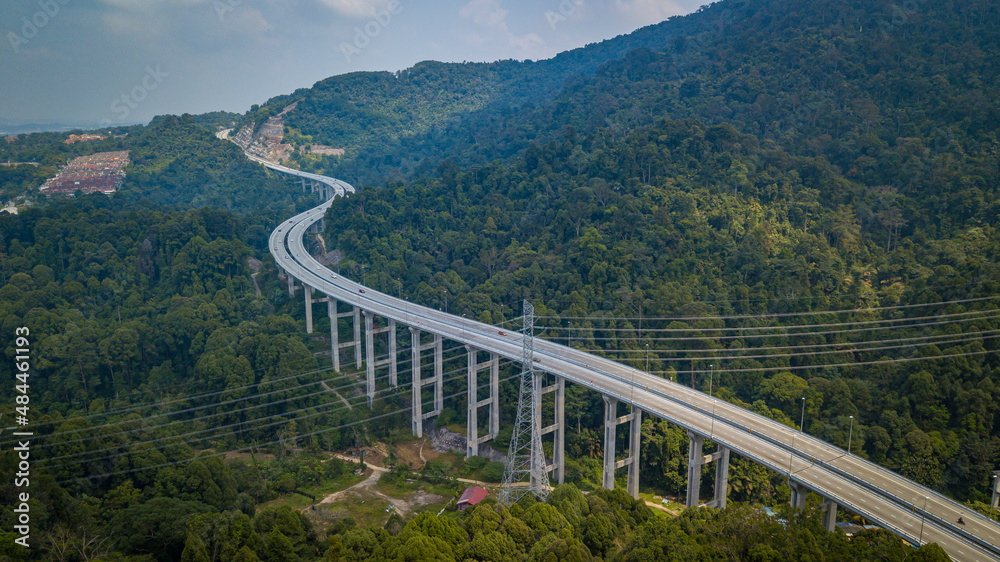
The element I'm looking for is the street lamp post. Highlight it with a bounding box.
[991,472,999,520]
[645,343,649,373]
[710,398,717,437]
[396,278,402,298]
[443,290,448,313]
[847,415,854,455]
[567,321,571,348]
[919,496,928,545]
[799,397,806,432]
[709,364,714,397]
[362,264,367,286]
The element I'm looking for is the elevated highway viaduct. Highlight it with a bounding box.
[253,153,1000,561]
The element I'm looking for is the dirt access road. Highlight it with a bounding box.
[311,454,443,517]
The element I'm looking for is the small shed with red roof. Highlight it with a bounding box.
[457,486,489,511]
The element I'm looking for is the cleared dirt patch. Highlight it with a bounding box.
[394,438,441,470]
[224,451,275,463]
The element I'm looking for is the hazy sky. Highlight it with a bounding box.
[0,0,703,127]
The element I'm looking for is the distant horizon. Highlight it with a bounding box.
[1,41,633,136]
[1,1,704,127]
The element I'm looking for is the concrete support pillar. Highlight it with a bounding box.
[363,312,396,405]
[287,274,296,297]
[388,320,397,388]
[364,311,375,406]
[790,481,808,510]
[466,347,500,458]
[627,408,642,498]
[329,300,339,372]
[822,499,838,532]
[433,334,443,414]
[410,327,423,436]
[603,396,617,491]
[687,433,729,509]
[304,286,314,334]
[687,431,704,508]
[353,307,362,368]
[539,376,566,485]
[530,369,544,492]
[555,378,565,485]
[490,354,500,439]
[410,329,444,437]
[467,348,480,458]
[712,447,730,509]
[602,397,641,498]
[991,471,1000,510]
[330,301,360,373]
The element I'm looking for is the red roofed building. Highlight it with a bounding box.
[457,486,489,511]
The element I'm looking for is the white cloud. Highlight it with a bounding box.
[101,10,164,37]
[459,0,546,56]
[221,7,273,34]
[97,0,209,10]
[459,0,508,27]
[614,0,689,22]
[13,46,68,62]
[317,0,391,19]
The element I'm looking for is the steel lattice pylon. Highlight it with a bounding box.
[499,300,550,505]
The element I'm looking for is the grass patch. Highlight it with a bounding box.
[261,470,366,510]
[315,493,394,529]
[375,477,419,498]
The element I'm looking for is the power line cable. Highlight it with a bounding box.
[29,346,481,458]
[528,283,1000,315]
[41,359,514,470]
[542,313,1000,342]
[53,372,519,485]
[572,328,1000,355]
[27,337,470,434]
[568,331,1000,363]
[652,347,1000,376]
[539,308,1000,333]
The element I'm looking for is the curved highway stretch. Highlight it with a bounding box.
[264,169,1000,561]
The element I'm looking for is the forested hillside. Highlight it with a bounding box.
[295,0,1000,507]
[325,116,1000,504]
[0,196,392,559]
[261,0,1000,198]
[270,1,1000,516]
[241,16,705,178]
[2,0,999,558]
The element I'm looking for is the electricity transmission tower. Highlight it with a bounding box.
[500,300,550,505]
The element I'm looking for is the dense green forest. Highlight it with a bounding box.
[324,116,1000,504]
[269,0,1000,207]
[300,0,1000,509]
[1,197,954,560]
[0,196,422,559]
